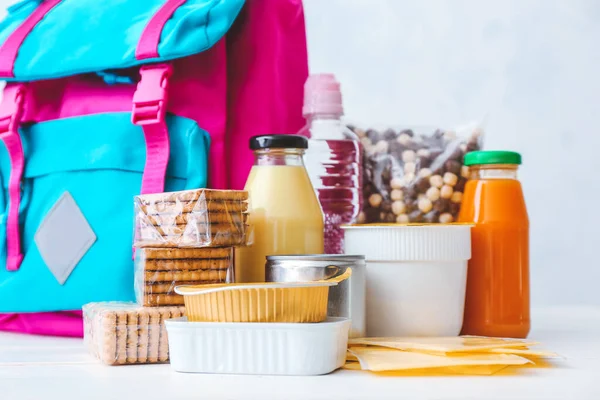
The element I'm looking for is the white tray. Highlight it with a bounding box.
[165,317,350,376]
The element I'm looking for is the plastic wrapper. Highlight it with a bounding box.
[134,189,249,248]
[82,302,185,365]
[347,123,483,224]
[135,247,234,307]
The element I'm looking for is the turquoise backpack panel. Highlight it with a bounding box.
[0,0,245,81]
[0,0,38,43]
[0,113,210,312]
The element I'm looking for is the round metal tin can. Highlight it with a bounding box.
[265,254,366,338]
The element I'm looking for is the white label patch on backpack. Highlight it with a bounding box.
[34,192,97,285]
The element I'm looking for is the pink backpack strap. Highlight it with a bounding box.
[136,0,188,60]
[0,0,62,271]
[0,84,27,271]
[132,63,173,194]
[0,0,63,77]
[133,0,186,194]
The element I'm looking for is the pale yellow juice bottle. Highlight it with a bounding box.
[235,135,324,282]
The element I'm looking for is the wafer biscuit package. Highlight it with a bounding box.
[83,302,185,365]
[134,189,250,248]
[135,247,234,306]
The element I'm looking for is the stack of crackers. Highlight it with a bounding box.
[83,302,185,365]
[134,189,249,248]
[135,247,233,306]
[83,189,249,365]
[133,189,249,307]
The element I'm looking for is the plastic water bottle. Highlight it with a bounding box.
[300,74,362,254]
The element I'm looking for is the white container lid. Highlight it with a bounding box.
[343,223,472,261]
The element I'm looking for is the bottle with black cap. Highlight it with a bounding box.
[234,135,324,283]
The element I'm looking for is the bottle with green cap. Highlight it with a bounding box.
[459,150,530,338]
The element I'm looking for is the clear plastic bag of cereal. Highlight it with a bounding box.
[348,122,483,224]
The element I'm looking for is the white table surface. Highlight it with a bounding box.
[0,306,599,400]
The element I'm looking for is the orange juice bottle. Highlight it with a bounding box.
[459,151,530,338]
[234,135,324,283]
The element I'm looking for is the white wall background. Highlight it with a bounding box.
[0,0,598,306]
[303,0,600,307]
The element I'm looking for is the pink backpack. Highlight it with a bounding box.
[0,0,308,337]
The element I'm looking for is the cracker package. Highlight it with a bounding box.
[134,189,249,248]
[83,302,185,365]
[135,247,234,306]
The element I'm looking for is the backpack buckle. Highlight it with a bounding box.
[132,63,173,126]
[0,84,26,138]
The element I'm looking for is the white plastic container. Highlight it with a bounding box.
[165,317,350,375]
[343,224,472,337]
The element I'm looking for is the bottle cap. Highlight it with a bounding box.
[249,134,308,150]
[464,151,522,166]
[302,73,344,117]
